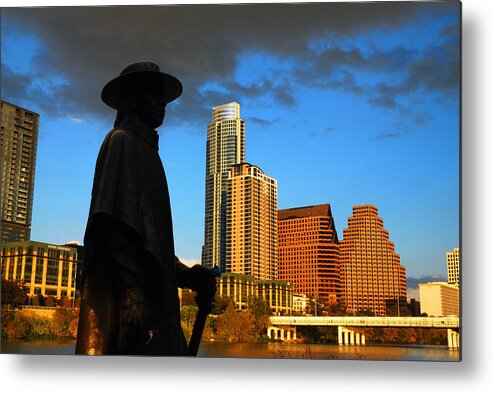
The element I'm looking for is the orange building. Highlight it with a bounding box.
[340,204,406,316]
[226,163,277,280]
[277,204,340,306]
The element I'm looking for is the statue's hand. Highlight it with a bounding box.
[188,265,217,312]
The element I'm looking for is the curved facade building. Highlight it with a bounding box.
[340,204,407,316]
[202,102,245,270]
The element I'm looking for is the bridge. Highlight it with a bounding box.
[268,316,460,349]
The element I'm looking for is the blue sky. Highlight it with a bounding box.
[1,2,460,280]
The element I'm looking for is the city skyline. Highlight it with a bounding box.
[0,3,460,281]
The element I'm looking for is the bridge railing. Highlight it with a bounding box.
[269,316,460,328]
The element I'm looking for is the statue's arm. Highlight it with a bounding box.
[175,257,217,309]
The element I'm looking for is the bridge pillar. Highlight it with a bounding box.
[337,327,366,346]
[447,329,460,350]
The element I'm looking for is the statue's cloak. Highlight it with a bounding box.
[76,125,189,355]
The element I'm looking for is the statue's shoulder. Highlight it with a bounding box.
[106,127,133,140]
[102,127,136,148]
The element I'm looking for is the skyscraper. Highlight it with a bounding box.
[339,204,406,316]
[226,163,278,280]
[202,102,245,270]
[1,101,39,244]
[277,204,340,306]
[447,247,460,286]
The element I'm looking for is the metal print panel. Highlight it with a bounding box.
[0,1,461,361]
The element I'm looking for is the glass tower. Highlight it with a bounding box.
[202,102,245,270]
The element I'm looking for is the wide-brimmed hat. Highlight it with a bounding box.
[101,61,183,109]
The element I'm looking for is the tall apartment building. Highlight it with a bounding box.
[277,204,340,306]
[419,282,459,317]
[202,102,245,271]
[447,247,460,286]
[1,240,81,299]
[339,204,407,316]
[226,163,278,280]
[1,101,39,244]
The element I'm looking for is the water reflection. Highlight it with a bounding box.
[2,340,459,361]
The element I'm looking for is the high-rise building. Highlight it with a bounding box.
[226,163,278,280]
[277,204,340,306]
[1,101,39,244]
[202,102,245,271]
[339,204,407,316]
[419,282,459,317]
[447,247,460,286]
[1,240,81,299]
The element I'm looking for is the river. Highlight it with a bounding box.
[1,340,459,361]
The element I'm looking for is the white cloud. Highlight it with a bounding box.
[68,114,84,123]
[178,257,201,267]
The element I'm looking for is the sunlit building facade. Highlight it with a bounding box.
[1,101,39,244]
[339,204,407,316]
[419,282,459,317]
[447,247,460,286]
[226,163,278,280]
[277,204,340,305]
[202,102,245,271]
[216,272,293,315]
[1,240,82,299]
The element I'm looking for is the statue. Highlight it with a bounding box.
[76,61,216,356]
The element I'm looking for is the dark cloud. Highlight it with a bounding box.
[309,125,338,138]
[323,126,338,134]
[370,107,434,142]
[1,2,459,130]
[371,131,406,142]
[407,275,447,289]
[298,38,458,112]
[247,117,273,127]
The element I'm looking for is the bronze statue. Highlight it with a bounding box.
[76,61,216,355]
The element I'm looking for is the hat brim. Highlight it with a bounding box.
[101,70,183,109]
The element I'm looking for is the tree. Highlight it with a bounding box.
[180,305,198,341]
[45,296,56,308]
[2,311,32,339]
[52,307,79,338]
[247,296,270,341]
[216,300,254,342]
[324,300,347,316]
[180,289,197,307]
[212,294,231,315]
[1,279,28,308]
